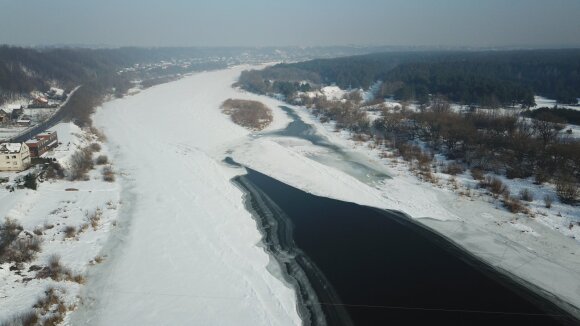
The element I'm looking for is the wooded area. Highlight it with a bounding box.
[238,50,580,106]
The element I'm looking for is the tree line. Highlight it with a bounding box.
[238,49,580,106]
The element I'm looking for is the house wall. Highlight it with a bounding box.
[26,132,58,158]
[0,144,31,172]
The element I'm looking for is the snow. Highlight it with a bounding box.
[70,66,300,325]
[320,86,346,101]
[50,87,65,97]
[532,96,580,110]
[0,123,120,323]
[3,66,579,323]
[0,142,22,153]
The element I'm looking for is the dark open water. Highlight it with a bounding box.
[233,167,577,326]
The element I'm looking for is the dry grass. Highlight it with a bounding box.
[444,163,465,175]
[221,98,273,131]
[62,226,76,239]
[479,176,509,198]
[503,195,527,213]
[470,168,485,181]
[88,209,102,230]
[36,255,85,284]
[91,255,104,265]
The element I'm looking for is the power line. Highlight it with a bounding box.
[106,289,567,317]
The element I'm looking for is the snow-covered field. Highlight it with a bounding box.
[0,122,120,323]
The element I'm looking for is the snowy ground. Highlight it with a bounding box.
[532,96,580,110]
[0,122,120,323]
[70,66,300,326]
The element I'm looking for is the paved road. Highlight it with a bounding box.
[9,86,81,143]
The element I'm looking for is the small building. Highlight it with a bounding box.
[29,97,49,108]
[16,118,32,127]
[0,109,9,124]
[25,131,58,157]
[11,108,24,121]
[0,143,31,172]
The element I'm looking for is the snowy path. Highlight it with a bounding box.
[73,67,300,325]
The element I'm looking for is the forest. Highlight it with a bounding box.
[238,49,580,106]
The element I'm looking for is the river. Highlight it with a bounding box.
[234,167,575,326]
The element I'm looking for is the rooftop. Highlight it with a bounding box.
[0,143,23,153]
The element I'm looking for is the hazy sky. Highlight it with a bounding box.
[1,0,579,48]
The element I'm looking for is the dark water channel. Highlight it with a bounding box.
[233,167,576,326]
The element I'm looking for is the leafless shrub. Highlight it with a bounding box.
[555,177,579,204]
[89,143,101,152]
[479,176,509,197]
[0,219,42,264]
[519,188,534,202]
[91,255,104,265]
[33,227,43,236]
[63,226,76,239]
[397,143,433,172]
[95,155,109,165]
[503,195,527,213]
[88,209,102,230]
[543,194,554,208]
[444,163,465,175]
[470,168,485,181]
[30,287,67,326]
[36,255,85,284]
[89,127,107,142]
[102,166,115,182]
[68,148,93,181]
[221,99,273,131]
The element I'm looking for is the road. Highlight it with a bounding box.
[9,86,81,143]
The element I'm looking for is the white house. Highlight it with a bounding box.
[0,143,31,172]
